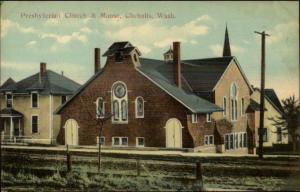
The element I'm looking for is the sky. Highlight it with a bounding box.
[1,1,299,100]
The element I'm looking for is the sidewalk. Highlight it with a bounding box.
[2,144,300,158]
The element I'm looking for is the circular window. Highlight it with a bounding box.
[114,83,126,98]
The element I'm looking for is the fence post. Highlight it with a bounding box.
[66,144,71,172]
[196,161,203,180]
[136,159,140,176]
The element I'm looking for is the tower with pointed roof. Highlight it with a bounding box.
[223,25,231,57]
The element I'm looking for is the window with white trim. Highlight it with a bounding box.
[112,137,128,146]
[31,92,38,108]
[32,115,38,134]
[96,97,105,118]
[223,97,227,116]
[276,127,282,142]
[206,113,212,122]
[6,93,13,108]
[191,114,198,123]
[112,82,128,123]
[204,135,214,145]
[225,132,247,150]
[136,137,145,147]
[230,83,238,121]
[241,98,245,116]
[96,136,105,146]
[263,128,268,142]
[135,97,144,118]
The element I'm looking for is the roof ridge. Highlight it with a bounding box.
[46,70,81,86]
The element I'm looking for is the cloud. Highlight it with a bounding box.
[209,44,222,56]
[26,40,37,47]
[41,32,88,44]
[267,21,298,45]
[80,27,92,33]
[209,44,244,56]
[1,19,36,37]
[104,15,212,54]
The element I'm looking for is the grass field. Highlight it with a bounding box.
[2,149,300,191]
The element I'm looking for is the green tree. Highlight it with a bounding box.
[270,95,300,152]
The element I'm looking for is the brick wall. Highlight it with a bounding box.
[57,54,196,148]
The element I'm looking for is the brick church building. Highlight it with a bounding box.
[56,27,256,153]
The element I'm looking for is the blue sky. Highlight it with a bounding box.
[1,1,299,100]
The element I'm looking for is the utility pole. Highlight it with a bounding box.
[255,31,270,159]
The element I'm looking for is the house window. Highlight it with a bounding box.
[206,113,212,122]
[31,92,38,108]
[97,136,105,146]
[136,137,145,147]
[263,128,268,142]
[223,97,227,116]
[230,83,238,121]
[61,96,67,105]
[96,97,105,118]
[276,127,282,142]
[135,97,144,118]
[204,135,214,145]
[32,115,38,133]
[6,93,13,108]
[112,137,128,146]
[112,82,128,123]
[243,133,247,147]
[241,98,245,116]
[191,114,198,123]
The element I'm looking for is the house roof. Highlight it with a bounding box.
[0,108,23,117]
[1,78,16,89]
[246,99,267,112]
[0,70,81,95]
[264,89,284,113]
[253,88,284,115]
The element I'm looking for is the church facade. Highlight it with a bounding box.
[56,28,257,153]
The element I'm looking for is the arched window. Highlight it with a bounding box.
[112,82,128,123]
[135,97,144,118]
[96,97,105,118]
[113,100,119,120]
[230,83,238,121]
[121,100,127,120]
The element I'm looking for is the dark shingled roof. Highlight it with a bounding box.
[103,41,141,56]
[137,58,223,113]
[264,89,284,113]
[0,108,23,117]
[1,78,16,89]
[246,99,267,112]
[182,57,233,91]
[0,70,81,95]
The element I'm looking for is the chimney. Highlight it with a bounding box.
[173,42,182,88]
[95,48,101,74]
[40,62,46,81]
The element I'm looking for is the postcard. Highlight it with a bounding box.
[0,1,299,191]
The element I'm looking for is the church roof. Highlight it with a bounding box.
[102,41,141,56]
[0,70,81,95]
[164,47,173,55]
[223,25,231,57]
